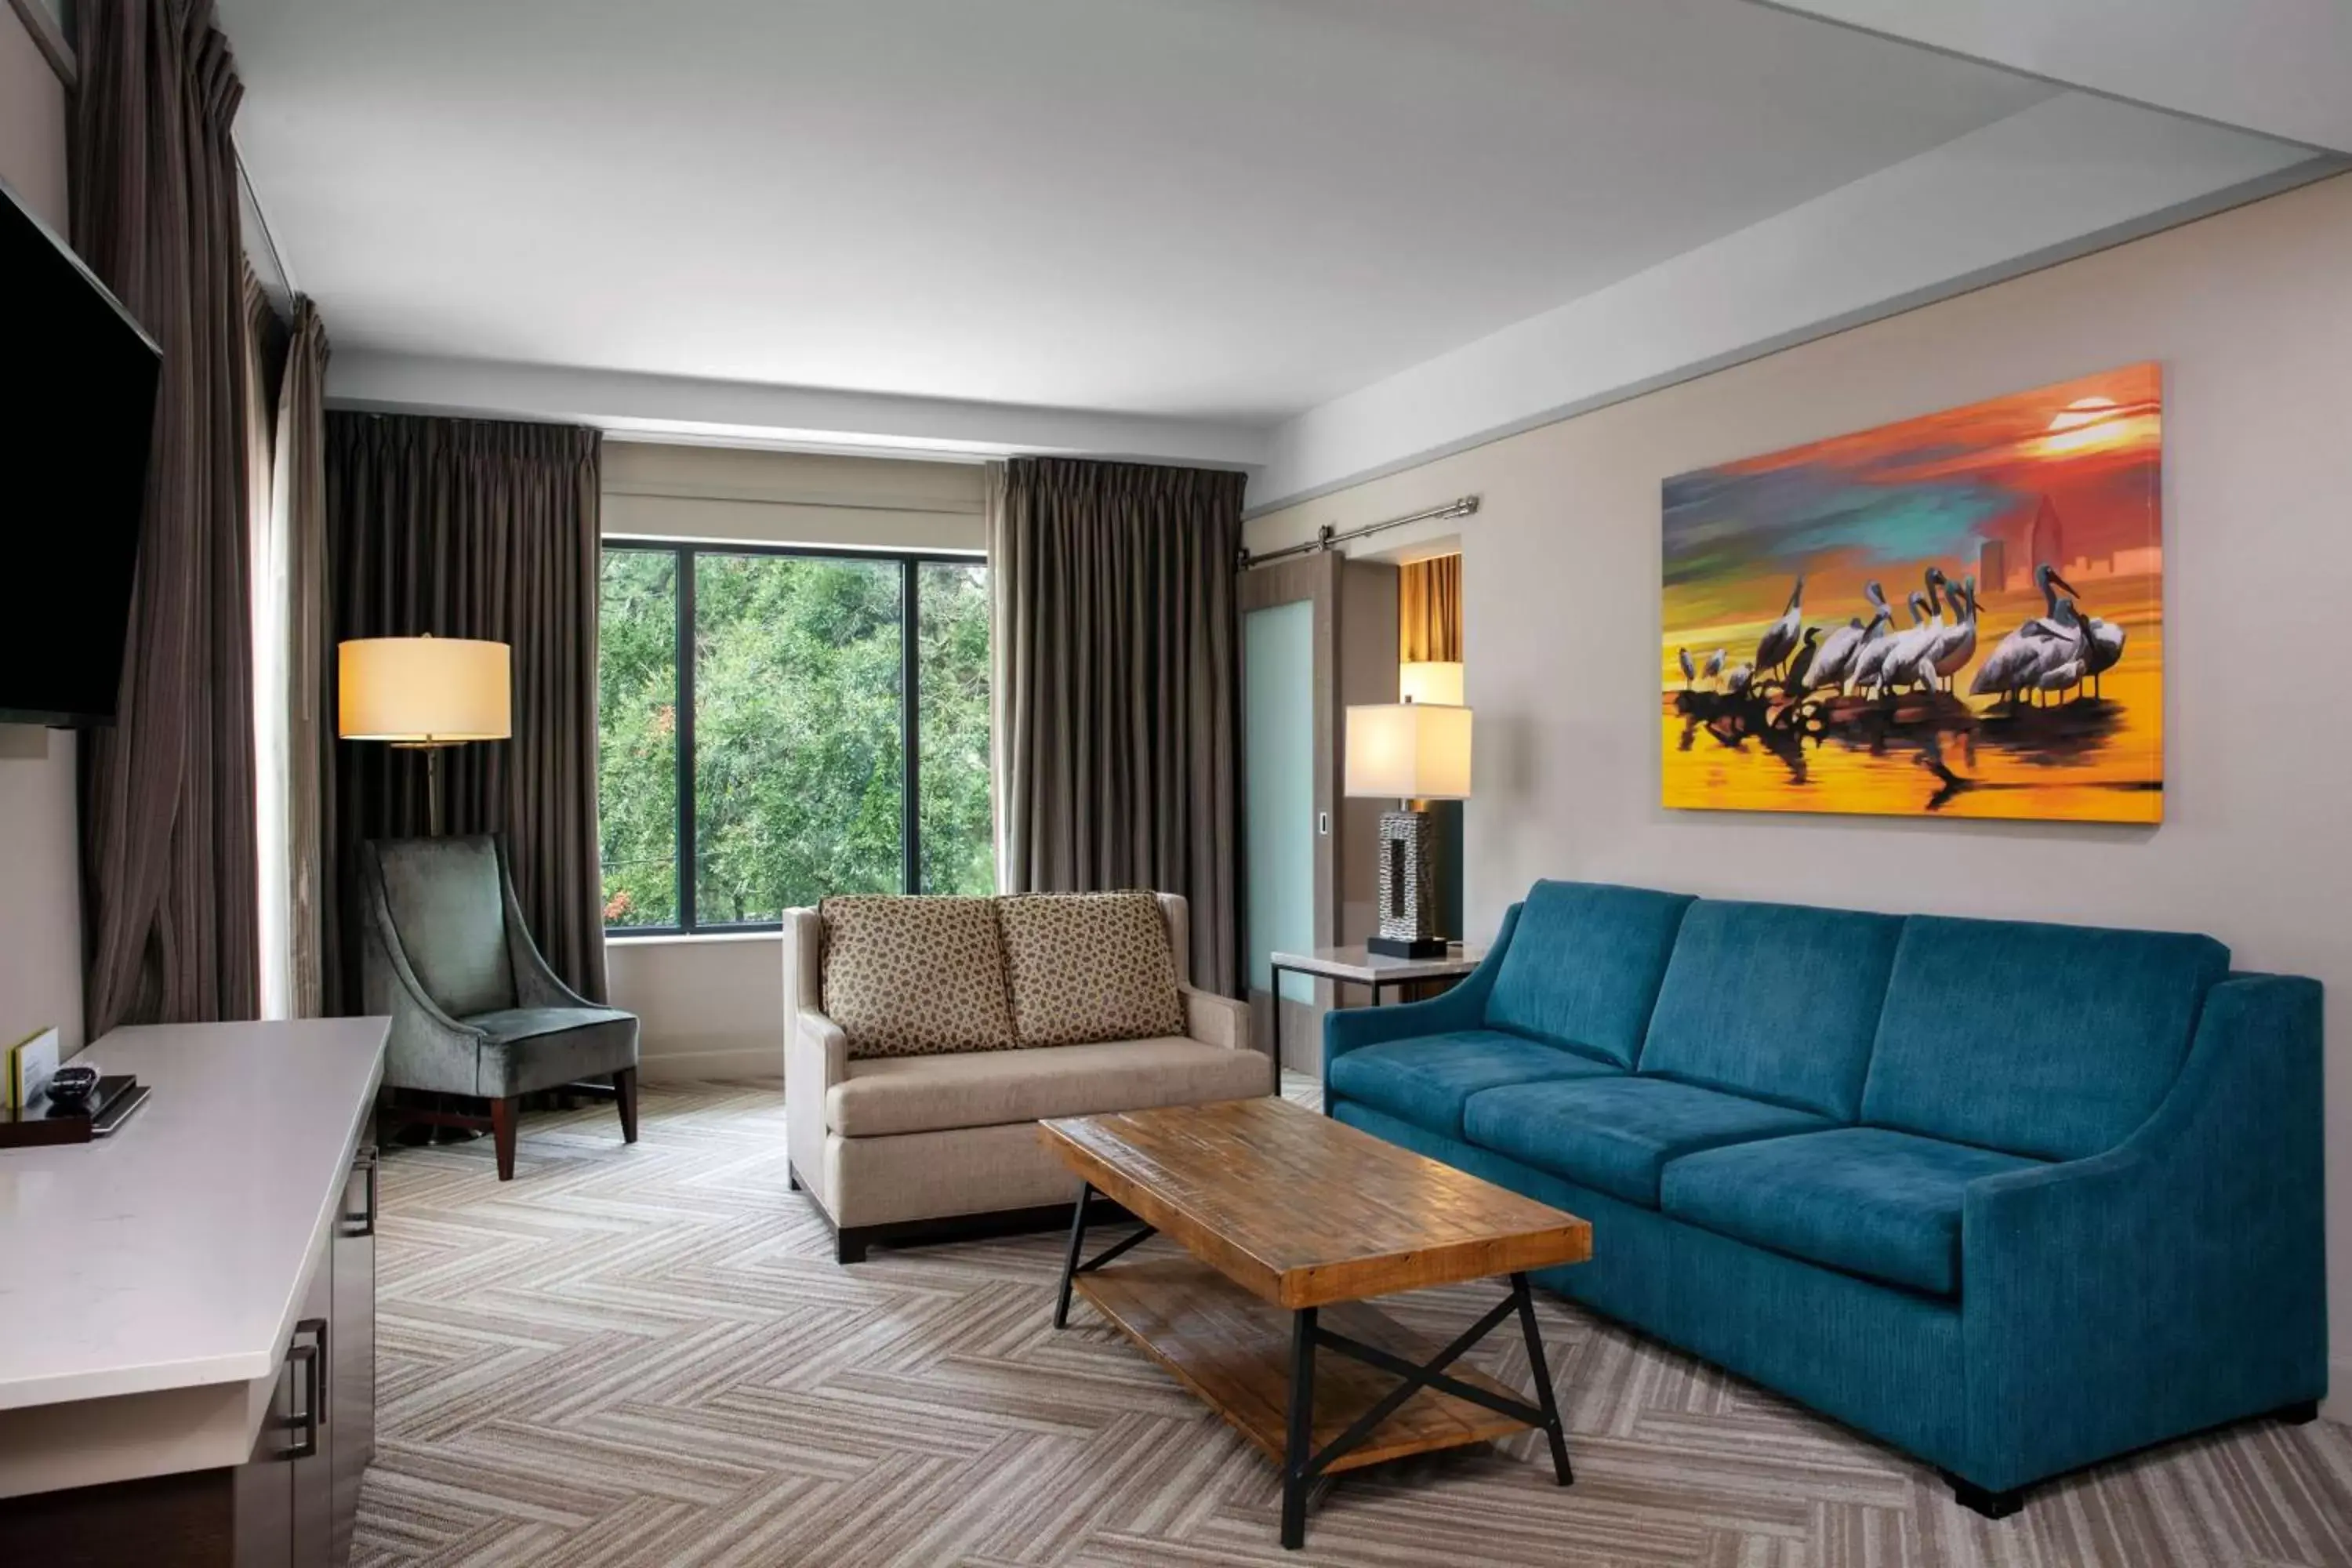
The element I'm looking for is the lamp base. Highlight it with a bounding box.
[1367,935,1450,960]
[1373,808,1444,955]
[391,740,459,836]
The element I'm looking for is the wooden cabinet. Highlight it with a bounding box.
[231,1315,301,1568]
[252,1134,378,1568]
[289,1218,336,1568]
[328,1145,379,1567]
[1,1136,379,1568]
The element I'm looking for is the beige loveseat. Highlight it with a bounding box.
[784,891,1263,1262]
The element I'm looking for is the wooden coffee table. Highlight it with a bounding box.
[1039,1097,1592,1549]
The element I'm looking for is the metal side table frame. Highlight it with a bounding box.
[1265,944,1484,1094]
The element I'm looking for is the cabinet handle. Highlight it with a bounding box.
[283,1316,328,1459]
[345,1145,379,1237]
[283,1345,318,1460]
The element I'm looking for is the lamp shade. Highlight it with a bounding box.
[337,637,512,743]
[1398,660,1464,706]
[1344,702,1472,800]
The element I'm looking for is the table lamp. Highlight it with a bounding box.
[1343,696,1472,959]
[338,635,511,836]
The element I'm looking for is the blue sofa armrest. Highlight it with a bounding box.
[1322,904,1523,1070]
[1955,972,2325,1492]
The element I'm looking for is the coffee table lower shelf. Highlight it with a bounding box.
[1072,1255,1537,1474]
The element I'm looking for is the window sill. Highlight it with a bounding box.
[604,928,784,947]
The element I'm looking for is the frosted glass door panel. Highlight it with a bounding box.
[1245,601,1316,1005]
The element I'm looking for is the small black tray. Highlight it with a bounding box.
[0,1075,145,1148]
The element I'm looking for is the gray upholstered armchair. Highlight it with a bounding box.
[359,835,639,1180]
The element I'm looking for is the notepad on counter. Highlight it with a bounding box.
[5,1026,60,1111]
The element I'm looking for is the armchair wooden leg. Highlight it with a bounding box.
[490,1098,518,1181]
[614,1068,639,1144]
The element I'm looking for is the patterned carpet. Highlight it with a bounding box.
[354,1080,2352,1568]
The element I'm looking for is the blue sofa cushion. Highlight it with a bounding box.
[1481,881,1694,1067]
[1326,1029,1618,1139]
[1661,1127,2045,1297]
[1638,898,1904,1119]
[1860,916,2229,1160]
[1461,1076,1828,1208]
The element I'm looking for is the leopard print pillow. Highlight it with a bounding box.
[820,895,1017,1059]
[996,892,1185,1048]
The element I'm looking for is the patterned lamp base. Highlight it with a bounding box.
[1369,809,1446,959]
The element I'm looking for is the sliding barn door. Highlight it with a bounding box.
[1240,555,1339,1079]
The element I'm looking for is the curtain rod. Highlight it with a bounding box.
[1239,495,1479,569]
[235,141,298,303]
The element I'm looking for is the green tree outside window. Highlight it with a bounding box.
[597,544,993,930]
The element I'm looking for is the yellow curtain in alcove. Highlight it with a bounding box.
[1399,554,1462,662]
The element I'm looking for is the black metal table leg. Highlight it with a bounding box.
[1054,1179,1092,1329]
[1282,1305,1318,1550]
[1262,1279,1570,1547]
[1272,964,1286,1094]
[1511,1272,1573,1485]
[1053,1181,1159,1330]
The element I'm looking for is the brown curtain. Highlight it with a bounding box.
[242,269,286,490]
[1399,554,1462,662]
[988,457,1245,996]
[319,414,607,1014]
[71,0,260,1036]
[253,297,330,1018]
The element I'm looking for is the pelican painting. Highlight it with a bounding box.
[1878,572,1955,696]
[1784,627,1823,694]
[2082,612,2126,696]
[1971,565,2078,705]
[1804,582,1890,695]
[1752,575,1806,681]
[1928,574,1980,690]
[1853,590,1930,697]
[1661,364,2165,822]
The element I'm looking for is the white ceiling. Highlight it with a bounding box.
[1761,0,2352,155]
[220,0,2056,424]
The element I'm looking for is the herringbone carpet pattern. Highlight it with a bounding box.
[354,1080,2352,1568]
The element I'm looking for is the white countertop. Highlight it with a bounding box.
[0,1018,387,1412]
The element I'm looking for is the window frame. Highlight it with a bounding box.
[599,537,988,938]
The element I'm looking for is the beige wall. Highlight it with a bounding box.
[1247,172,2352,1413]
[0,5,64,223]
[599,444,985,1080]
[0,2,85,1057]
[604,934,783,1083]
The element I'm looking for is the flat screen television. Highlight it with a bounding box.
[1,174,160,727]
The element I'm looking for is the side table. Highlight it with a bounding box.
[1265,943,1484,1094]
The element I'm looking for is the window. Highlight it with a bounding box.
[597,543,993,933]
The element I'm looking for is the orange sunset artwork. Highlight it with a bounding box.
[1660,365,2162,822]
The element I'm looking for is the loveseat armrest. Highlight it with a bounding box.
[782,906,825,1014]
[785,1003,849,1210]
[1181,984,1251,1053]
[782,906,850,1211]
[791,1006,849,1085]
[1322,903,1525,1068]
[1956,972,2325,1492]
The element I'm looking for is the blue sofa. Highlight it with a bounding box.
[1323,880,2326,1514]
